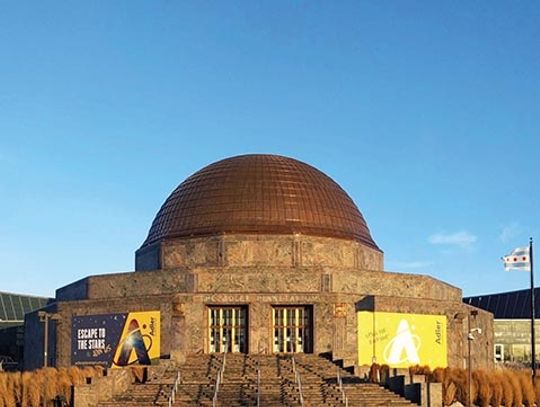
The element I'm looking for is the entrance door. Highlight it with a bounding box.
[272,306,313,353]
[208,306,248,353]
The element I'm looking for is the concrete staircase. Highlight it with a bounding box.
[97,354,416,406]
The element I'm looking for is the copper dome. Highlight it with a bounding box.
[141,154,380,250]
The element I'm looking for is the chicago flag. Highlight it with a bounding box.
[502,246,531,271]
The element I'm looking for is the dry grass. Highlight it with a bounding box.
[22,371,40,407]
[0,373,7,407]
[44,367,60,405]
[489,371,504,407]
[517,370,535,406]
[57,368,73,402]
[1,372,17,407]
[430,367,445,383]
[67,366,85,386]
[473,369,491,407]
[368,363,380,383]
[0,365,105,407]
[443,381,457,406]
[379,364,390,384]
[535,375,540,405]
[409,364,432,377]
[506,369,523,407]
[8,373,22,407]
[499,370,514,406]
[131,366,146,383]
[422,365,540,406]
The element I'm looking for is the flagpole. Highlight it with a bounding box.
[531,237,536,381]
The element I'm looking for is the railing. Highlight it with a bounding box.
[167,370,181,407]
[336,366,348,407]
[256,339,265,407]
[257,346,266,407]
[291,357,304,406]
[212,342,227,407]
[256,359,261,407]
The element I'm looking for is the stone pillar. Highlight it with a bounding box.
[249,302,271,354]
[315,302,334,354]
[170,300,186,363]
[333,303,347,352]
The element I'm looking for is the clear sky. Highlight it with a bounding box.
[0,1,538,298]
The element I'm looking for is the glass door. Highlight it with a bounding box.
[208,306,248,353]
[272,306,312,353]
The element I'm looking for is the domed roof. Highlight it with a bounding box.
[141,154,380,250]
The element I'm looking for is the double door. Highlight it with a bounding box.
[272,306,313,353]
[207,305,313,354]
[208,306,248,353]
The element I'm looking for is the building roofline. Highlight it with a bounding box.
[0,291,51,300]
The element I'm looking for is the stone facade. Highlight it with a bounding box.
[136,234,384,271]
[25,233,493,371]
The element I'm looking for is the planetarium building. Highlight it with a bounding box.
[24,154,493,371]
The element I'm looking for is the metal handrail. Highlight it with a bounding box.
[212,340,228,407]
[168,370,181,407]
[256,347,262,407]
[212,372,221,407]
[291,357,304,406]
[336,367,348,407]
[256,363,261,407]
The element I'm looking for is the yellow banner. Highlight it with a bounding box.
[112,311,160,368]
[357,311,447,368]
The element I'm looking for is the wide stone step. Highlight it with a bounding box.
[98,354,416,407]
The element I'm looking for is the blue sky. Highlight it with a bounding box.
[0,1,538,298]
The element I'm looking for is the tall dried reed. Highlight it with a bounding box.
[0,364,106,407]
[534,375,540,405]
[409,364,432,376]
[517,370,535,406]
[131,366,146,383]
[1,372,16,407]
[505,369,523,407]
[22,370,41,407]
[488,371,504,407]
[0,372,7,407]
[368,363,380,383]
[473,369,492,407]
[379,364,390,384]
[8,373,22,407]
[56,368,73,402]
[429,367,445,384]
[67,366,85,386]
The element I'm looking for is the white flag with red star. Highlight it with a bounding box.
[502,246,531,271]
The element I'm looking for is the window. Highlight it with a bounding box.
[494,344,504,362]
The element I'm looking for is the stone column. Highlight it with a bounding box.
[249,301,271,354]
[170,300,186,363]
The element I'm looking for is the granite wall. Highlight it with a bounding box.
[27,234,492,371]
[135,234,384,271]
